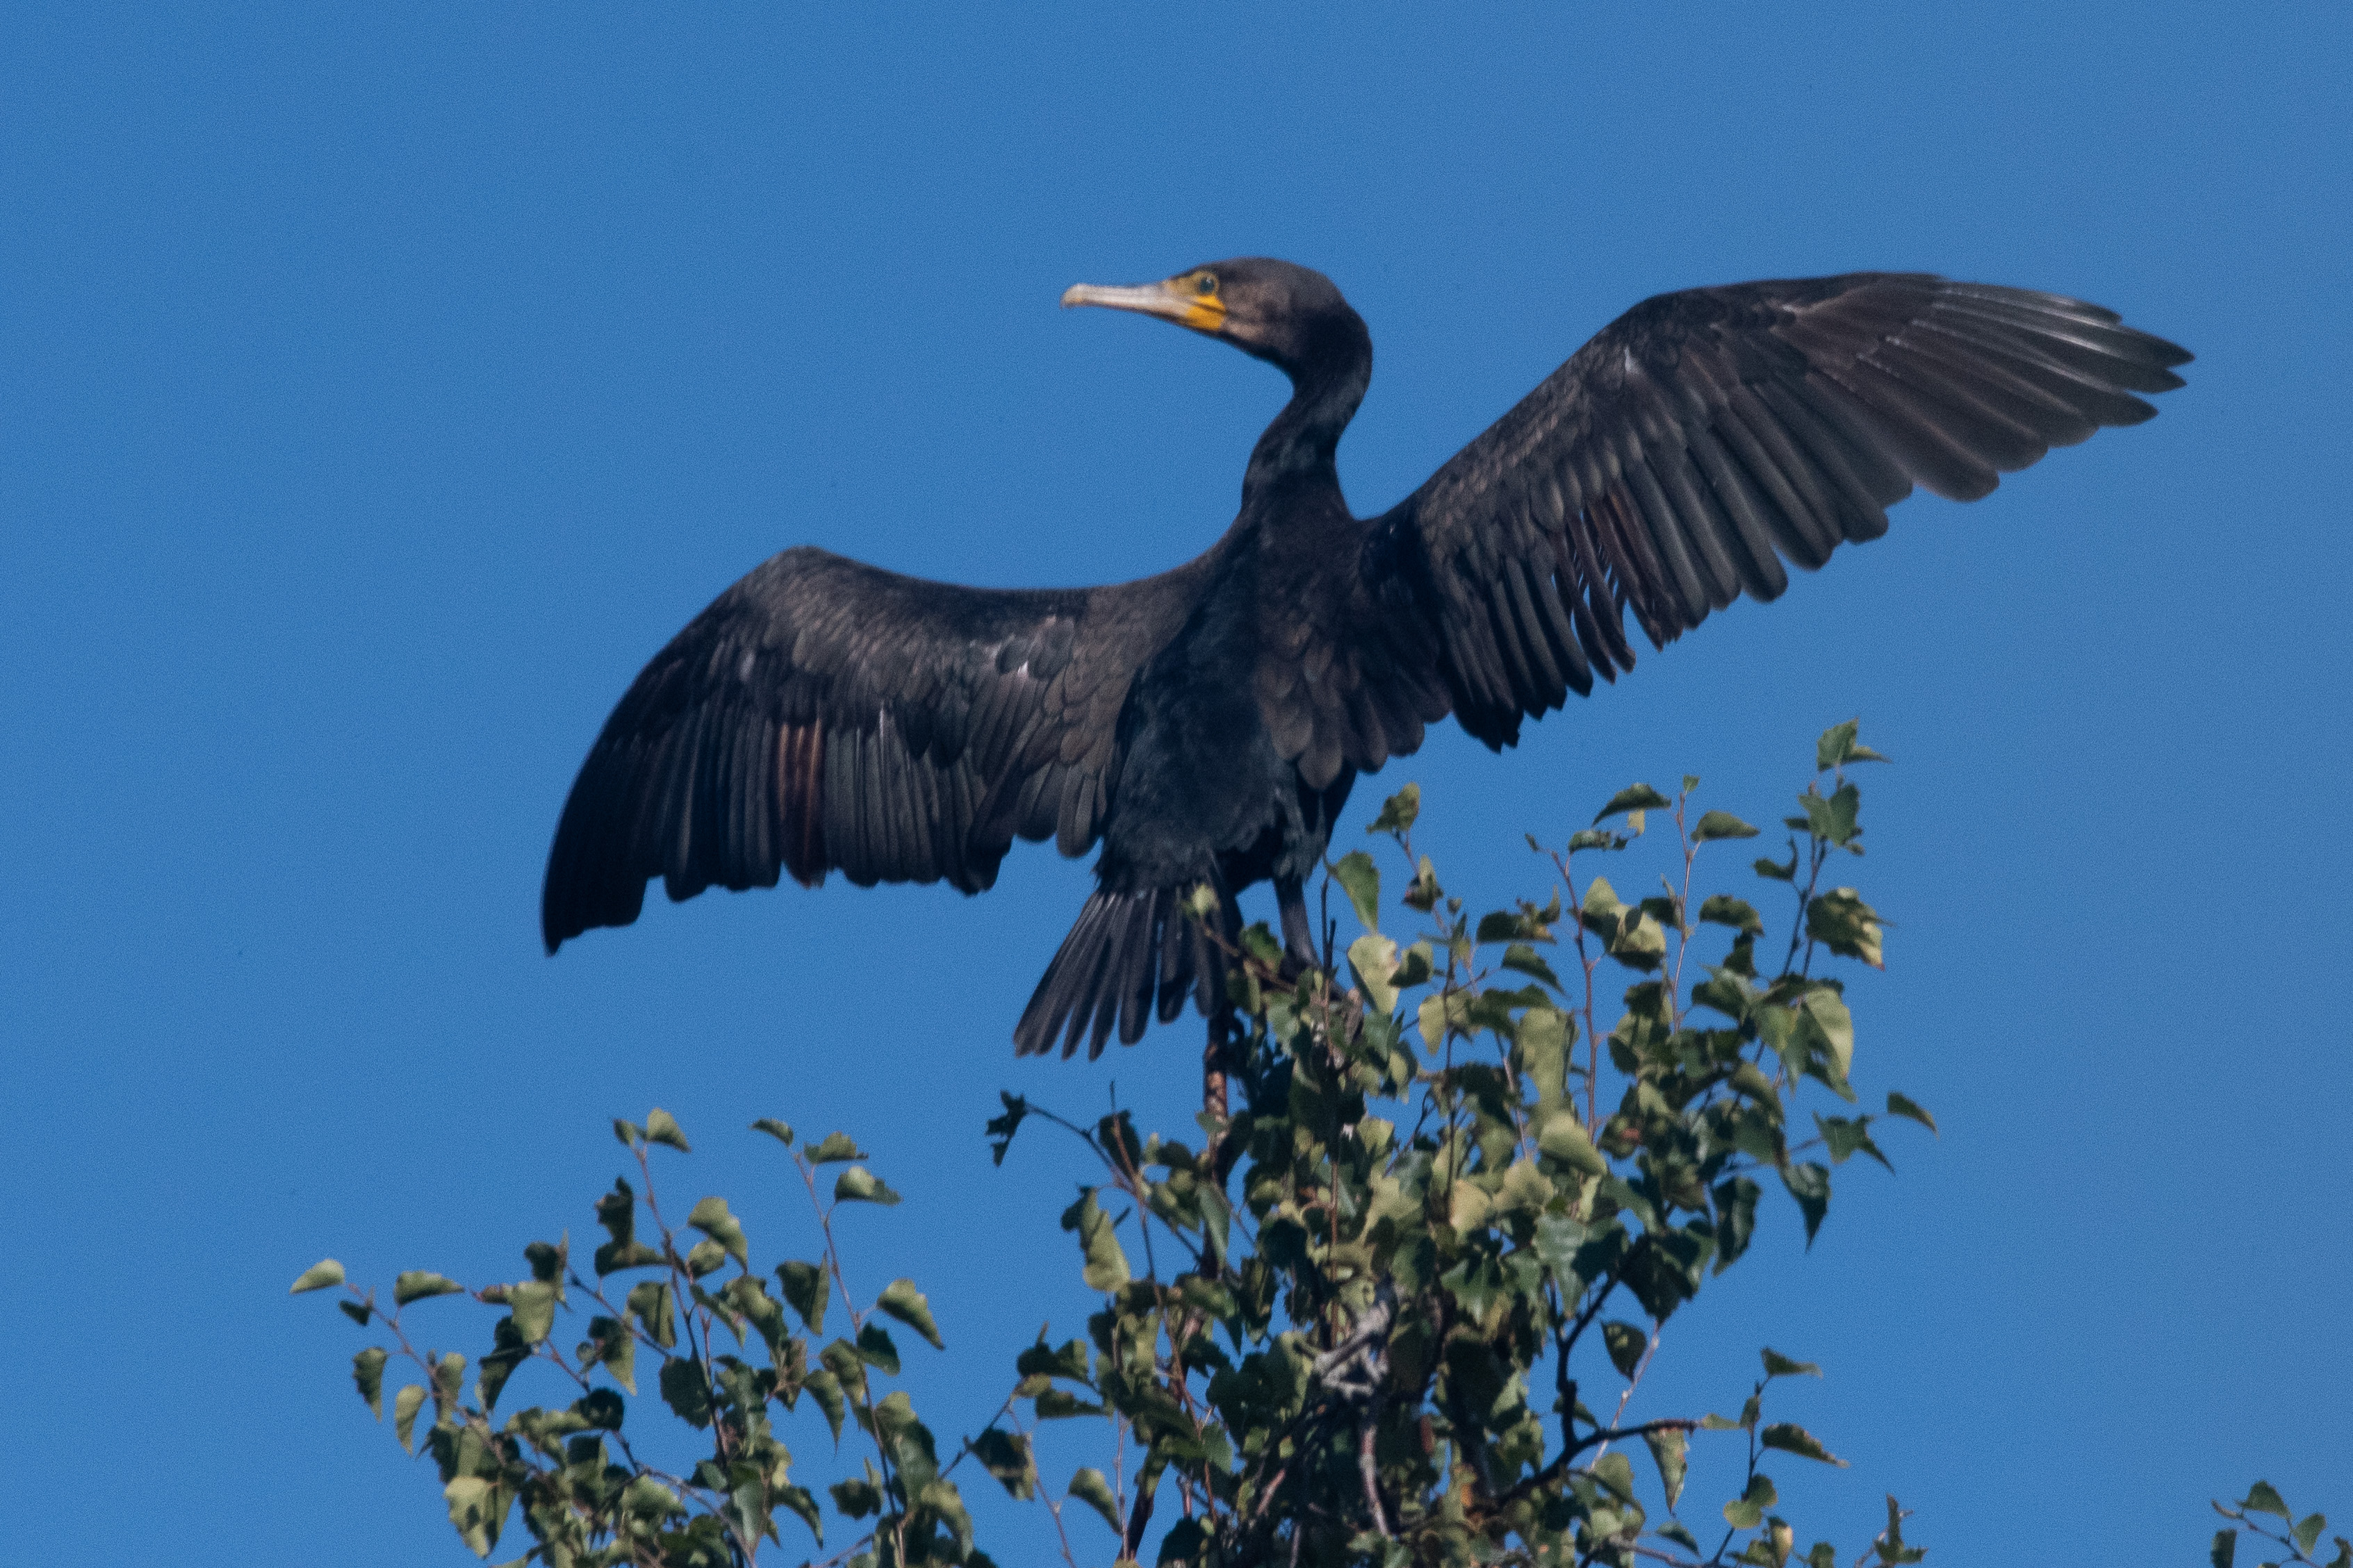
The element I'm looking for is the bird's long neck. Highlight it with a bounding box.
[1242,311,1372,503]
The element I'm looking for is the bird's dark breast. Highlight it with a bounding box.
[1097,506,1364,897]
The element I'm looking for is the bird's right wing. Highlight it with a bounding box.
[542,545,1202,950]
[1362,273,2190,748]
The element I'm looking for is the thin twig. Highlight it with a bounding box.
[1587,1323,1664,1465]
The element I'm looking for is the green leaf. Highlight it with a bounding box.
[1645,1426,1689,1510]
[1816,719,1888,770]
[1596,783,1673,823]
[876,1278,944,1350]
[593,1239,662,1276]
[776,1261,830,1332]
[1762,1347,1823,1380]
[523,1239,565,1285]
[1500,942,1561,988]
[621,1474,679,1524]
[805,1131,864,1164]
[1061,1190,1131,1291]
[986,1093,1031,1166]
[1806,888,1884,968]
[971,1428,1038,1501]
[1823,1115,1892,1173]
[773,1483,821,1546]
[857,1321,901,1375]
[477,1319,527,1413]
[1724,1473,1778,1530]
[352,1347,387,1419]
[1592,1451,1637,1502]
[833,1166,902,1205]
[1368,782,1420,836]
[2241,1483,2292,1521]
[751,1118,794,1146]
[804,1369,846,1441]
[1475,909,1530,943]
[573,1389,623,1430]
[627,1280,677,1348]
[393,1384,426,1454]
[612,1119,641,1147]
[684,1239,727,1278]
[1885,1091,1937,1134]
[1761,1423,1846,1465]
[1693,811,1760,843]
[641,1107,690,1152]
[1754,845,1799,882]
[1349,932,1400,1014]
[444,1474,505,1557]
[1033,1387,1106,1419]
[721,1275,785,1353]
[1016,1337,1091,1383]
[1798,988,1855,1080]
[1068,1466,1122,1535]
[829,1476,883,1519]
[687,1196,749,1269]
[508,1281,557,1345]
[338,1301,372,1328]
[1417,991,1453,1049]
[2211,1530,2238,1568]
[290,1258,345,1294]
[1536,1112,1608,1177]
[2242,1483,2291,1521]
[1402,854,1442,911]
[1699,894,1765,936]
[2295,1515,2328,1556]
[393,1271,464,1307]
[1781,1162,1830,1245]
[582,1316,637,1393]
[659,1357,714,1428]
[1579,875,1623,936]
[1602,1320,1647,1378]
[1714,1176,1762,1273]
[1331,850,1382,932]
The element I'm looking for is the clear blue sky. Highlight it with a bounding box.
[4,4,2347,1563]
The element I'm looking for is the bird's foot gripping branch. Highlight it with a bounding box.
[301,722,1969,1567]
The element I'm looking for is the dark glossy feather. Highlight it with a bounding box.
[1369,273,2189,746]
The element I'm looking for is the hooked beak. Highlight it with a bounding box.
[1060,279,1227,334]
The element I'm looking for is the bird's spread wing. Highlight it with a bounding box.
[543,545,1199,950]
[1362,273,2190,748]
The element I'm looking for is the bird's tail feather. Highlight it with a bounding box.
[1014,881,1233,1059]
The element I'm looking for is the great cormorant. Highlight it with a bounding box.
[541,258,2187,1058]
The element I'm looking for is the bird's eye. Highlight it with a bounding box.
[1194,272,1218,296]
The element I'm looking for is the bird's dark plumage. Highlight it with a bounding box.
[543,259,2188,1058]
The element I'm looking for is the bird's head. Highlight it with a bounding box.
[1062,257,1365,384]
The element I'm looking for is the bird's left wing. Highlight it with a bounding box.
[1359,273,2188,748]
[542,545,1201,951]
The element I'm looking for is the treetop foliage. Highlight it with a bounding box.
[297,721,2321,1568]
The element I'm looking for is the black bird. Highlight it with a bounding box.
[542,259,2186,1059]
